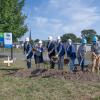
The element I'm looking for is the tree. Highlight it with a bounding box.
[34,39,39,43]
[97,35,100,41]
[76,37,81,43]
[0,0,27,41]
[30,39,34,45]
[61,33,79,42]
[42,40,48,47]
[81,29,96,43]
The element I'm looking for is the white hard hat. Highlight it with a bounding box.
[57,36,61,40]
[68,39,72,42]
[48,36,53,41]
[25,37,29,42]
[39,40,42,44]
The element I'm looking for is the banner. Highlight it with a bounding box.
[4,33,12,48]
[0,33,4,42]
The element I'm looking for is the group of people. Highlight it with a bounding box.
[23,35,100,73]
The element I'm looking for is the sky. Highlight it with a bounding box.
[22,0,100,40]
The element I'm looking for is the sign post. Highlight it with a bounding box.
[0,33,4,47]
[4,33,13,59]
[11,47,13,59]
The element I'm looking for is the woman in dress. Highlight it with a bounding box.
[34,40,44,69]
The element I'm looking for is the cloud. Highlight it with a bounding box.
[32,17,63,36]
[34,7,39,12]
[24,0,100,39]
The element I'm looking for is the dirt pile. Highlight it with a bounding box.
[11,68,100,82]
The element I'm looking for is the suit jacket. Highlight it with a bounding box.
[66,44,76,59]
[25,43,33,59]
[47,41,55,58]
[56,42,65,57]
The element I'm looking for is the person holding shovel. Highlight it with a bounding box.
[56,36,65,70]
[91,36,100,73]
[66,39,76,73]
[47,36,56,69]
[24,37,33,69]
[77,38,87,72]
[34,40,44,69]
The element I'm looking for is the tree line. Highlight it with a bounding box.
[33,29,100,45]
[61,29,100,43]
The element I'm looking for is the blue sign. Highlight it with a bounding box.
[0,38,4,42]
[4,33,12,48]
[0,33,4,42]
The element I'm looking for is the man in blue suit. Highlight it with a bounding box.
[47,36,55,69]
[66,39,76,73]
[24,37,33,69]
[56,36,65,70]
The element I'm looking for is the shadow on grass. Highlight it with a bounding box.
[0,55,8,58]
[0,68,24,76]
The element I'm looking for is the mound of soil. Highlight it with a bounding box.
[13,69,32,77]
[11,68,100,82]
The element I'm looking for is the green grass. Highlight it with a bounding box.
[0,49,100,100]
[0,76,100,100]
[92,97,100,100]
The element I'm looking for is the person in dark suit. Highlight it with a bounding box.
[47,36,55,69]
[23,40,27,55]
[56,36,65,70]
[24,37,33,69]
[66,39,76,73]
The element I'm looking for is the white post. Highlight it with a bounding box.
[4,56,13,66]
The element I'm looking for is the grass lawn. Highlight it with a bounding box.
[0,75,100,100]
[0,48,100,100]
